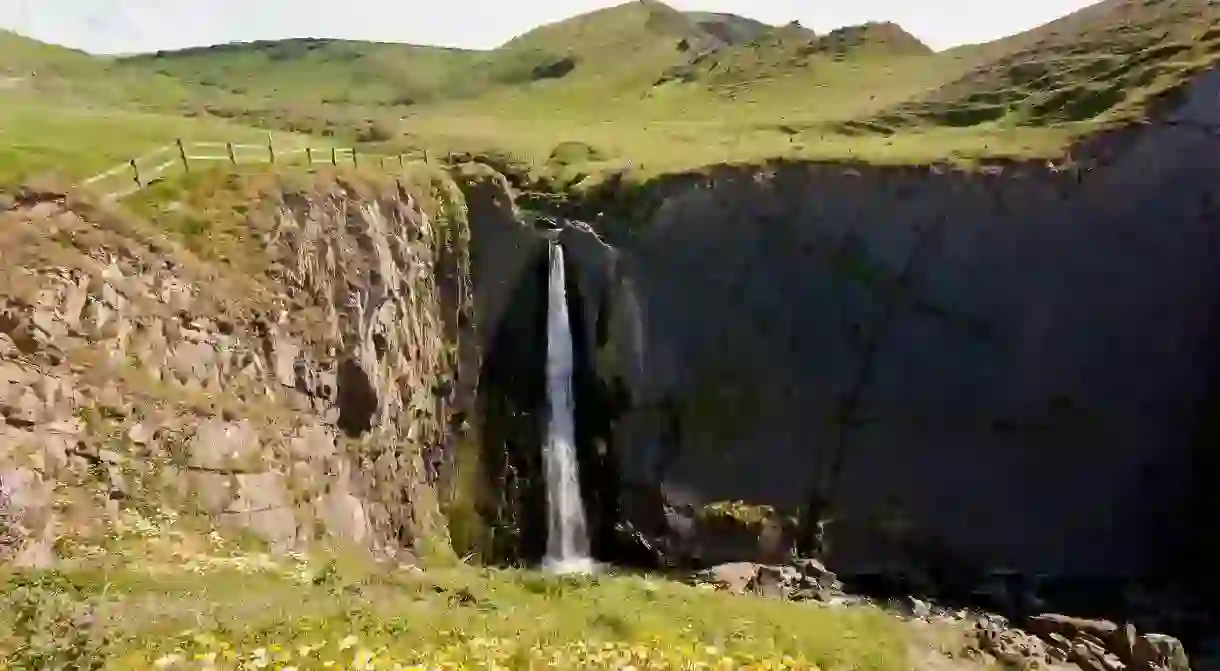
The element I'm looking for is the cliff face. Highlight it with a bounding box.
[450,65,1220,580]
[0,171,474,566]
[453,164,638,563]
[599,68,1220,578]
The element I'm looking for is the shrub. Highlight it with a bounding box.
[0,479,21,560]
[0,572,110,669]
[546,141,605,167]
[356,119,397,143]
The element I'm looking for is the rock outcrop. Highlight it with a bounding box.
[0,170,474,565]
[693,560,1196,671]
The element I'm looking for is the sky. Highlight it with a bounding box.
[1,0,1100,55]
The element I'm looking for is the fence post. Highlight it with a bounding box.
[176,139,189,174]
[130,160,141,189]
[267,134,275,164]
[331,147,338,166]
[398,154,404,168]
[227,142,236,165]
[352,148,359,169]
[423,149,430,164]
[306,147,313,165]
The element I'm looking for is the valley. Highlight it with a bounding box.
[3,1,1220,669]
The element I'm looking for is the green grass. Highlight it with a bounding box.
[116,39,485,110]
[0,98,324,188]
[0,511,911,670]
[0,28,95,76]
[872,0,1220,130]
[5,0,1220,191]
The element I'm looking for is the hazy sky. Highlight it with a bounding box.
[2,0,1098,55]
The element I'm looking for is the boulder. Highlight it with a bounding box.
[187,420,263,472]
[700,562,760,595]
[1133,634,1191,671]
[1029,614,1120,642]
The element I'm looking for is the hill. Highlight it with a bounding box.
[657,21,930,88]
[683,12,779,45]
[4,0,1220,184]
[118,39,483,108]
[105,1,746,135]
[113,0,724,107]
[471,0,722,96]
[860,0,1220,130]
[0,28,94,77]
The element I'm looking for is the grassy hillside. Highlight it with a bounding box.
[453,0,724,105]
[403,0,1220,179]
[5,0,1220,188]
[0,28,94,77]
[102,2,778,142]
[863,0,1220,130]
[0,98,320,188]
[684,12,782,45]
[112,1,730,114]
[0,31,329,188]
[119,39,483,108]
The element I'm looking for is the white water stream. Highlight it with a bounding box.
[542,242,595,575]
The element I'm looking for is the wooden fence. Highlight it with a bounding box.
[78,135,433,201]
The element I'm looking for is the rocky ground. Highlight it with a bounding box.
[693,560,1203,671]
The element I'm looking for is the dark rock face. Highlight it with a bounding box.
[530,57,576,81]
[458,72,1220,604]
[336,358,379,437]
[592,68,1220,581]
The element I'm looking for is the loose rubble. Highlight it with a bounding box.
[692,560,1197,671]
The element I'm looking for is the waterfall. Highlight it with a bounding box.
[542,241,594,575]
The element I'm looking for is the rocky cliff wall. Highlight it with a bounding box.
[598,68,1220,578]
[0,171,474,566]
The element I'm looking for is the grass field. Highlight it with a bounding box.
[0,97,331,188]
[5,0,1220,190]
[0,509,910,670]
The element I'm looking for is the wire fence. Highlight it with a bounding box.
[77,135,433,201]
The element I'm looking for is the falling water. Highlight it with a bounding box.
[542,241,595,575]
